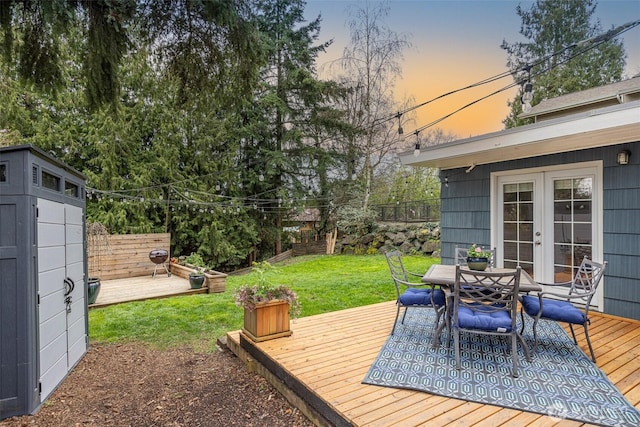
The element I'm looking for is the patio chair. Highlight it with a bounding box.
[520,256,607,362]
[385,250,445,335]
[455,245,497,268]
[452,265,530,377]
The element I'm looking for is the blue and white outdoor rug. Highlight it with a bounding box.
[362,309,640,427]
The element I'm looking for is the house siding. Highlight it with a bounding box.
[439,141,640,320]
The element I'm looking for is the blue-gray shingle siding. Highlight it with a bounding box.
[439,141,640,320]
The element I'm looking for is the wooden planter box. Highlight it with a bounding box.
[242,300,292,342]
[169,263,228,293]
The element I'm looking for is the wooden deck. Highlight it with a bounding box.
[90,274,207,308]
[225,301,640,427]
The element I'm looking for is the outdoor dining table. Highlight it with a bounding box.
[422,264,542,346]
[422,264,542,293]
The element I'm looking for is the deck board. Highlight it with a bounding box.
[90,274,206,308]
[226,301,640,426]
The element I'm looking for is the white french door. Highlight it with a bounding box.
[493,162,603,309]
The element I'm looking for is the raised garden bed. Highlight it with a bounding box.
[169,263,228,293]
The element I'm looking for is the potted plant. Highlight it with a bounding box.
[467,244,492,271]
[86,222,111,304]
[234,261,301,342]
[183,253,207,289]
[168,254,228,293]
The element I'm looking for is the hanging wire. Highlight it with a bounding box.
[85,22,639,202]
[406,19,640,138]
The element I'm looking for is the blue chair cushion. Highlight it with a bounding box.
[521,295,586,324]
[457,305,512,332]
[399,288,445,306]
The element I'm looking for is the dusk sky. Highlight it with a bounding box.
[304,0,640,140]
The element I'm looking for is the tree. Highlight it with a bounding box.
[0,2,265,269]
[334,0,410,209]
[501,0,626,128]
[0,0,260,112]
[246,0,332,255]
[369,128,455,206]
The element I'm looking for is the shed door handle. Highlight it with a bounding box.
[64,278,75,296]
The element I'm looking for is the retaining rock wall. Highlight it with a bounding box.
[334,223,441,256]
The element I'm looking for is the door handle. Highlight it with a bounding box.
[64,278,75,313]
[64,278,75,296]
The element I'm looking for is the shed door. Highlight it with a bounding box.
[37,199,87,401]
[494,163,603,309]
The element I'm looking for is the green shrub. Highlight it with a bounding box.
[184,252,206,268]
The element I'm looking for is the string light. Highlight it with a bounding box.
[396,112,403,135]
[520,64,534,113]
[384,19,640,138]
[413,132,421,157]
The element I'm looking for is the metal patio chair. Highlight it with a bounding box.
[520,256,607,362]
[452,265,530,377]
[385,250,445,335]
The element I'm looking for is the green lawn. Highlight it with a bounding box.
[88,254,439,352]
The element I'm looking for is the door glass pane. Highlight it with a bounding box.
[573,178,592,199]
[503,182,534,274]
[554,223,572,243]
[573,201,591,222]
[553,177,592,281]
[519,223,533,241]
[519,203,533,221]
[503,184,518,202]
[504,223,517,240]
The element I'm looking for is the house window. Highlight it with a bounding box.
[0,163,6,182]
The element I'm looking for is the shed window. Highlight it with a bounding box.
[0,163,6,182]
[32,165,39,185]
[65,180,79,197]
[42,170,61,191]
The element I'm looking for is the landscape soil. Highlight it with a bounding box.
[0,342,314,427]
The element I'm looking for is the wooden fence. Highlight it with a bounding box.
[88,233,171,280]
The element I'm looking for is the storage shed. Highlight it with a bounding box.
[0,144,88,419]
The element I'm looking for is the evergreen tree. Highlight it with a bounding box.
[501,0,626,128]
[247,0,332,255]
[0,2,265,269]
[0,0,259,111]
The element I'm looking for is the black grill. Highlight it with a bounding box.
[149,249,170,277]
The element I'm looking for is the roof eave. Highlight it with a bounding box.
[399,101,640,170]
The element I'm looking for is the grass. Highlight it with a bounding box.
[88,253,440,352]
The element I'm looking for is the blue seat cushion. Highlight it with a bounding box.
[457,305,512,332]
[399,288,445,306]
[521,295,586,324]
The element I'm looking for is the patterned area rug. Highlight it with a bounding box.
[362,309,640,427]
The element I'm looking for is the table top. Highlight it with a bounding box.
[422,264,542,293]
